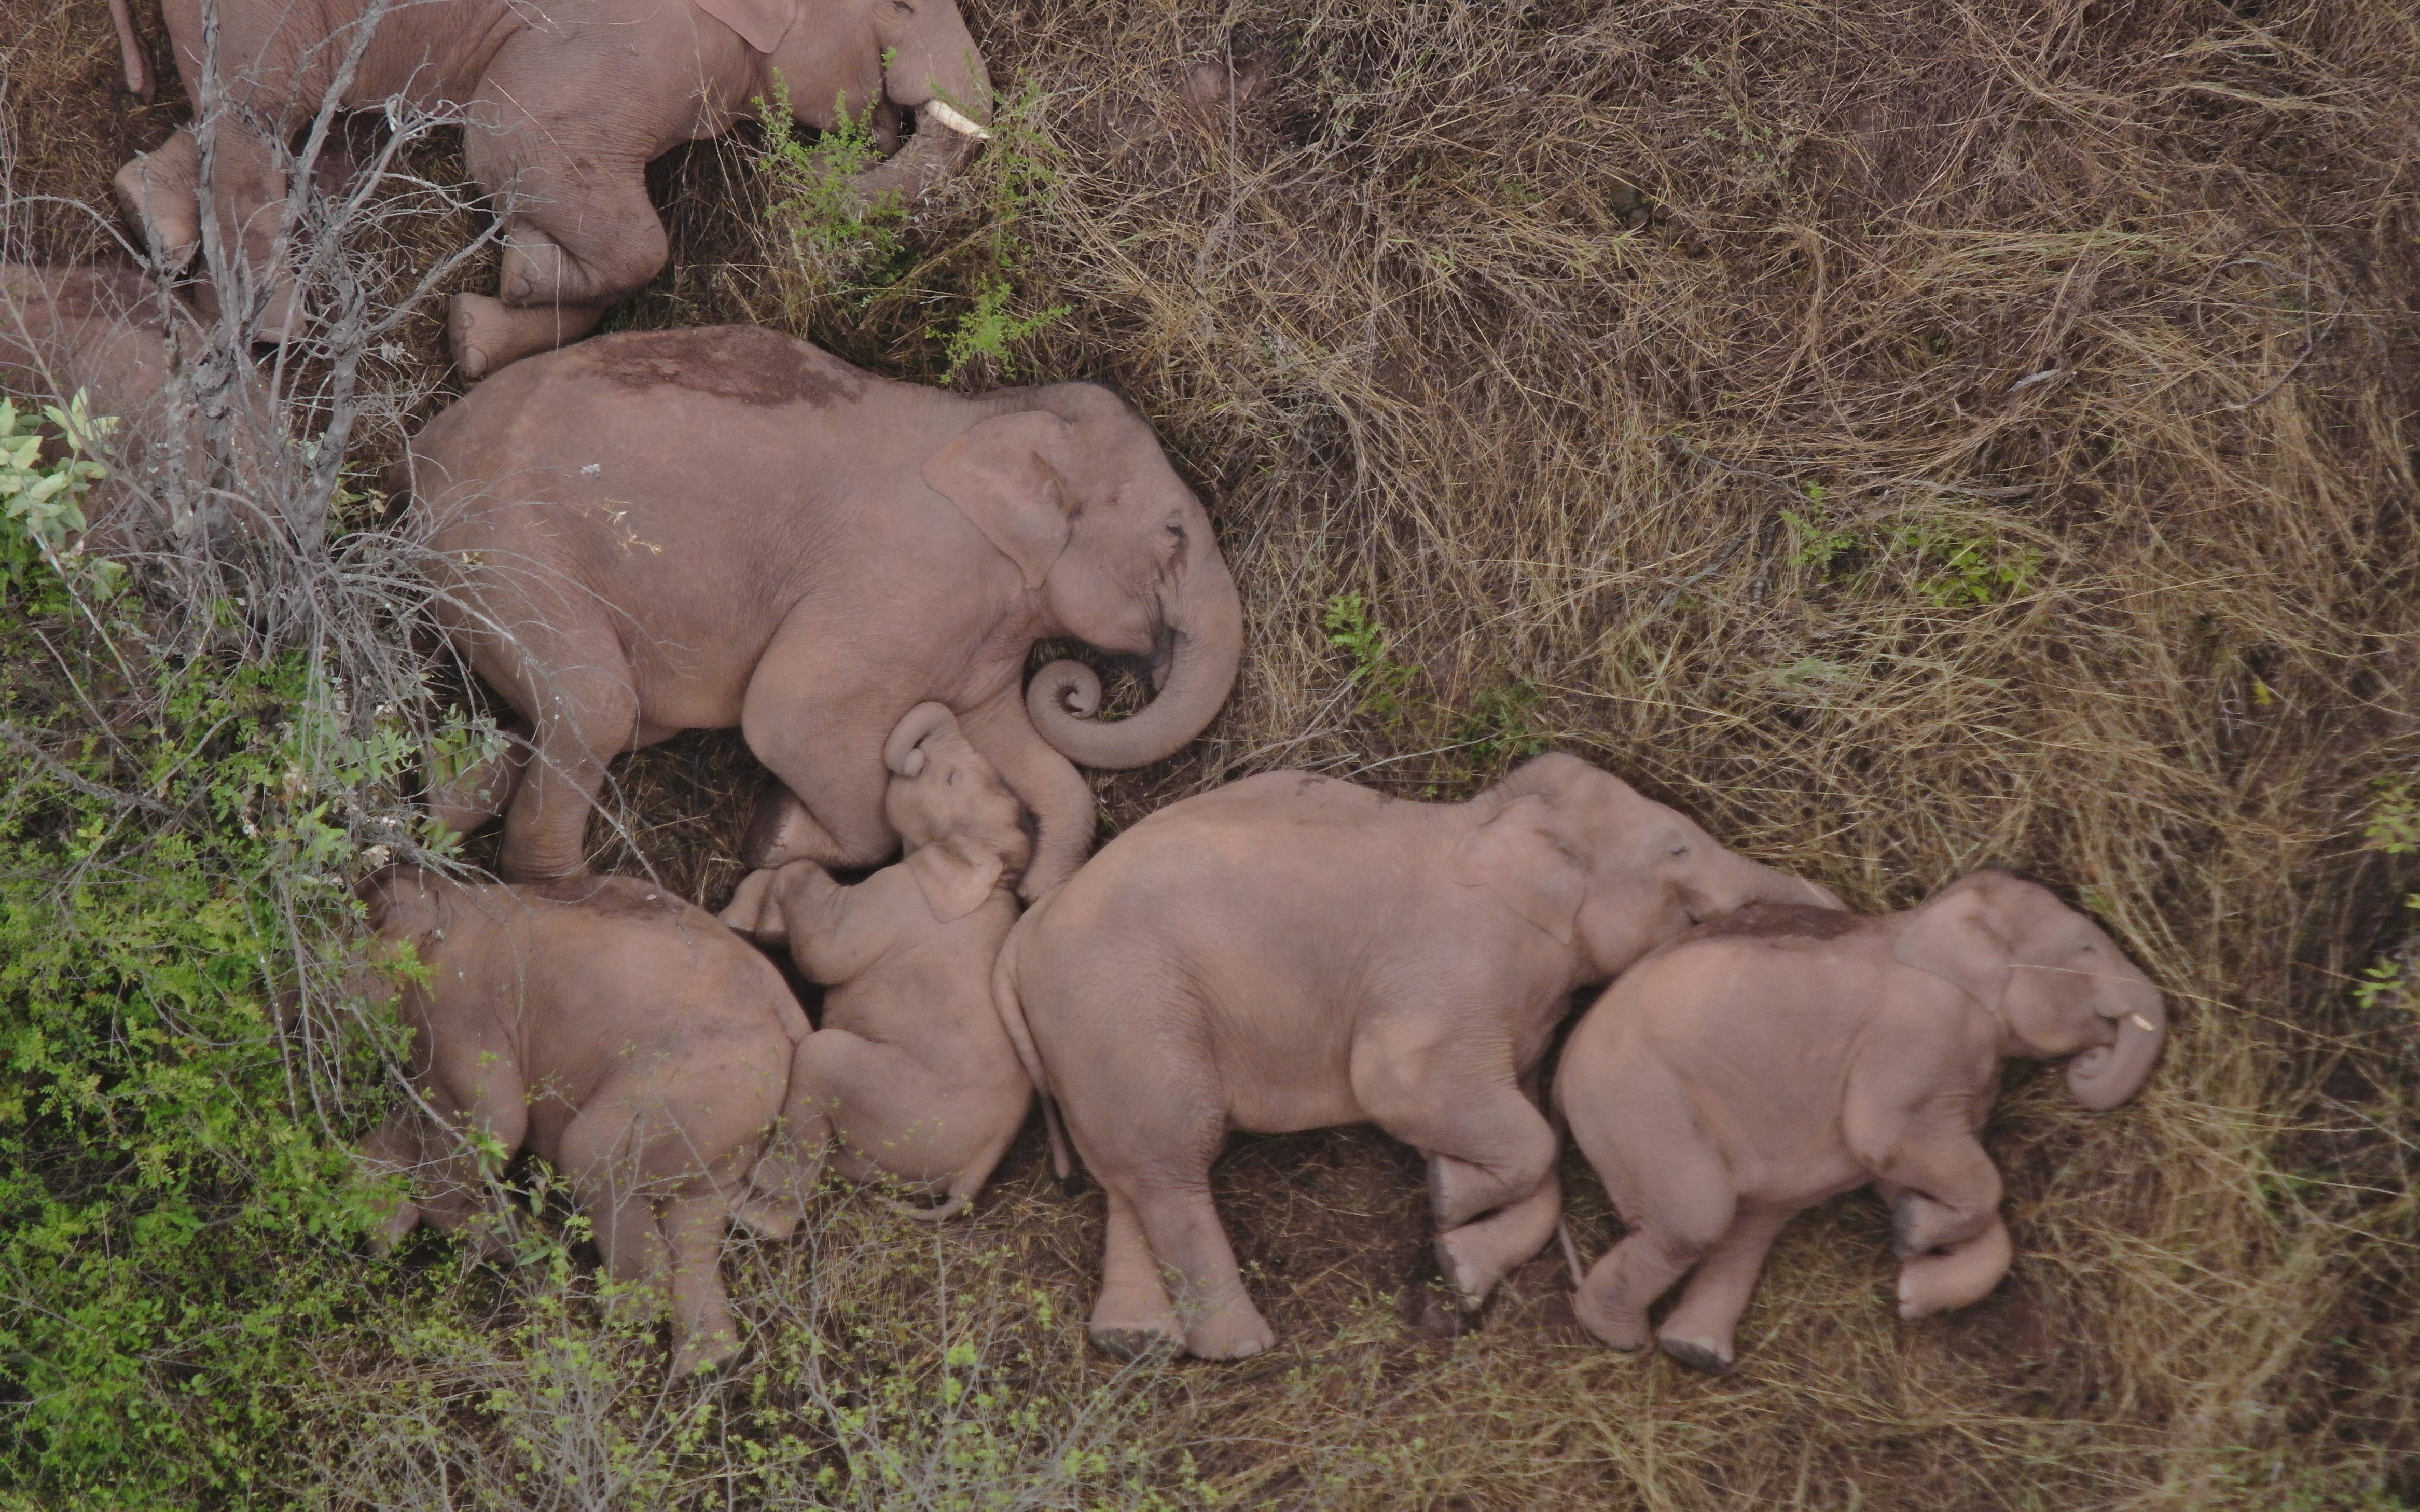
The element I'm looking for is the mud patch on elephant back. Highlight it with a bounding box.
[585,327,867,409]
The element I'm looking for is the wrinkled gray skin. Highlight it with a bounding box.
[405,326,1243,899]
[993,754,1844,1360]
[107,0,992,374]
[1555,870,2167,1372]
[720,703,1036,1224]
[358,868,810,1376]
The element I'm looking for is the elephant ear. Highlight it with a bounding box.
[691,0,795,54]
[1891,886,2013,1011]
[1450,795,1585,946]
[919,411,1078,590]
[905,841,1005,924]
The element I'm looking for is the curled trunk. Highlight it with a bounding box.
[1028,557,1244,770]
[847,109,987,209]
[2065,984,2166,1111]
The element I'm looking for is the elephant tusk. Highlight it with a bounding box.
[922,100,992,141]
[2127,1012,2158,1033]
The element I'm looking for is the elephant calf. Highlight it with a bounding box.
[358,868,808,1376]
[1555,869,2167,1372]
[720,704,1036,1221]
[995,754,1841,1360]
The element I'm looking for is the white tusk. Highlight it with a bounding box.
[921,100,992,141]
[2128,1012,2157,1033]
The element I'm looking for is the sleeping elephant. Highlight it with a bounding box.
[403,325,1243,897]
[1555,869,2167,1371]
[721,703,1036,1225]
[356,867,811,1376]
[105,0,992,374]
[990,754,1844,1360]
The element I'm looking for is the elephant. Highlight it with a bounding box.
[105,0,993,374]
[356,867,810,1376]
[719,702,1036,1223]
[990,754,1844,1360]
[402,324,1244,898]
[0,263,267,546]
[1554,869,2168,1372]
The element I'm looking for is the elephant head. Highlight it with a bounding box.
[1892,869,2167,1111]
[703,0,995,203]
[1453,754,1845,980]
[882,702,1036,918]
[921,386,1245,771]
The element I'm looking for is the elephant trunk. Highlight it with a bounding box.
[849,21,993,206]
[1027,556,1243,770]
[2065,984,2165,1112]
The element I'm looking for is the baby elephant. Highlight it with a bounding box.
[721,703,1035,1222]
[358,868,808,1376]
[1555,869,2167,1372]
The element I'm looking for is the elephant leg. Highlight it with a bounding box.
[1433,1165,1562,1312]
[736,639,907,874]
[1565,1077,1735,1351]
[1891,1205,2013,1320]
[957,692,1096,900]
[1088,1184,1182,1356]
[192,123,302,341]
[661,1180,743,1376]
[1874,1131,2004,1258]
[425,730,531,841]
[113,128,202,269]
[361,1106,430,1253]
[1355,1038,1558,1232]
[412,1057,531,1259]
[493,660,645,882]
[559,1101,671,1305]
[1125,1177,1270,1361]
[1654,1205,1791,1371]
[447,293,607,383]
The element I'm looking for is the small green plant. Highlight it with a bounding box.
[1782,502,1857,574]
[1886,521,2041,607]
[1458,679,1549,764]
[2364,779,2420,855]
[939,275,1069,383]
[1322,593,1420,723]
[0,390,126,598]
[757,76,907,270]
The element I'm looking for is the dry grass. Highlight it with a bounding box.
[8,0,2420,1505]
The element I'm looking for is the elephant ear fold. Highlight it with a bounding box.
[1891,887,2012,1011]
[920,411,1078,590]
[906,841,1004,924]
[1450,795,1584,946]
[691,0,796,54]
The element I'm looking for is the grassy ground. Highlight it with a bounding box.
[5,0,2419,1505]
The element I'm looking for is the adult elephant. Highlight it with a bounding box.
[105,0,992,376]
[403,325,1244,897]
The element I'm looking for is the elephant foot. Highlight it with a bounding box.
[448,292,604,380]
[729,1192,801,1242]
[369,1200,422,1256]
[1088,1322,1184,1361]
[1572,1292,1649,1351]
[1658,1334,1735,1374]
[672,1322,743,1378]
[717,868,780,940]
[112,154,201,272]
[1184,1305,1276,1361]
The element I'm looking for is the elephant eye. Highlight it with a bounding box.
[1667,843,1690,858]
[947,769,961,785]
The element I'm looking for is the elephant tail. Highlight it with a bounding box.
[107,0,155,100]
[991,924,1076,1183]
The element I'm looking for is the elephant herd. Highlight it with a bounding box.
[0,0,2171,1378]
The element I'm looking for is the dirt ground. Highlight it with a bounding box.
[7,0,2419,1505]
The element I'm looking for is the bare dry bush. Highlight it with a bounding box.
[7,0,2418,1505]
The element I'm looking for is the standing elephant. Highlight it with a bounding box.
[991,755,1843,1360]
[105,0,993,374]
[403,325,1243,896]
[721,703,1036,1223]
[356,868,811,1376]
[1555,870,2167,1372]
